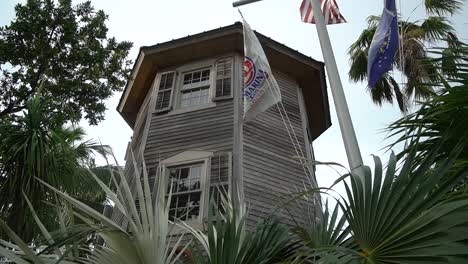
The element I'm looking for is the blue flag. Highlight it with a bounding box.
[367,0,399,88]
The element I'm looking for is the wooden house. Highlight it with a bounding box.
[113,22,331,229]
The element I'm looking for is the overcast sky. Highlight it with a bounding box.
[1,0,467,195]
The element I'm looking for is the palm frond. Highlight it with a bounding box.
[41,152,186,264]
[424,0,463,16]
[388,43,468,174]
[0,150,186,264]
[291,200,356,263]
[421,16,454,41]
[344,151,468,262]
[348,49,368,83]
[183,191,294,264]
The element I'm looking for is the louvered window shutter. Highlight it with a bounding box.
[209,152,232,214]
[148,165,162,204]
[213,58,233,100]
[154,71,176,112]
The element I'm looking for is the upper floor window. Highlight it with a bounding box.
[180,68,211,109]
[183,68,210,86]
[153,56,234,114]
[154,72,175,112]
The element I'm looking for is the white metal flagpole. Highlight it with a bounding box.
[309,0,365,178]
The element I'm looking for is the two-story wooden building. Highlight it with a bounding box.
[113,22,331,229]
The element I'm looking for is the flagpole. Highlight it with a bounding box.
[232,0,365,179]
[309,0,364,178]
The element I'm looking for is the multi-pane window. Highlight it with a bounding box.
[167,163,203,221]
[215,58,233,99]
[180,88,210,108]
[154,57,233,113]
[155,72,175,112]
[179,68,211,109]
[161,152,232,223]
[183,69,210,86]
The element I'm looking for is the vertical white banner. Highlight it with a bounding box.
[242,18,281,122]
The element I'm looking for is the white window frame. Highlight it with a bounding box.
[171,59,216,114]
[177,67,213,109]
[159,150,232,231]
[160,151,213,225]
[166,162,205,222]
[153,71,176,113]
[153,55,235,116]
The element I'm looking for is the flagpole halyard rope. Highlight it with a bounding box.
[396,0,411,150]
[265,75,320,222]
[240,15,316,188]
[264,76,314,179]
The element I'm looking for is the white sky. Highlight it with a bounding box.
[1,0,467,197]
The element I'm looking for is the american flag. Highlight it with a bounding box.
[300,0,347,25]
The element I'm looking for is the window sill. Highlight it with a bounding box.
[167,103,217,116]
[212,96,233,102]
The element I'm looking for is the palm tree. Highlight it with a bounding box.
[387,42,468,192]
[0,94,109,241]
[293,147,468,263]
[0,155,187,264]
[348,0,463,111]
[291,36,468,263]
[0,150,299,264]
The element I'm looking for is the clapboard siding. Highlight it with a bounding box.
[243,70,314,227]
[109,88,152,226]
[144,100,234,166]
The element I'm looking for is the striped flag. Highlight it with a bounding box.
[300,0,347,25]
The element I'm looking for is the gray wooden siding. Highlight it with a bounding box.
[243,70,317,228]
[109,87,153,227]
[144,99,234,166]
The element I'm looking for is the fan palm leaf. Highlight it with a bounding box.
[291,200,356,263]
[296,146,468,263]
[424,0,464,16]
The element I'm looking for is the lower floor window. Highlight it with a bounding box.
[161,151,232,222]
[179,87,210,108]
[167,163,203,221]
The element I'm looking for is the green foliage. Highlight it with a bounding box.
[294,148,468,263]
[292,200,356,263]
[425,0,464,16]
[0,0,132,125]
[348,1,462,111]
[0,147,467,263]
[0,153,190,264]
[0,94,109,241]
[388,42,468,192]
[185,196,296,264]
